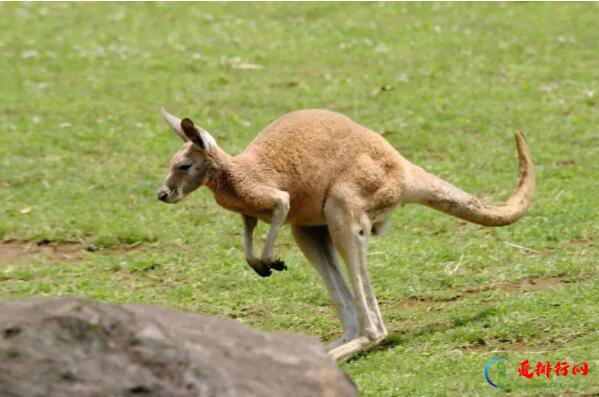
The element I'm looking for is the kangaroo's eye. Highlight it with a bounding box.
[177,164,192,171]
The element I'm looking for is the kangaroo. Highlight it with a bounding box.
[157,108,535,361]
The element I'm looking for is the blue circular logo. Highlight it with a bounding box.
[485,357,510,388]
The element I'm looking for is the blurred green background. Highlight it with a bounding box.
[1,3,597,395]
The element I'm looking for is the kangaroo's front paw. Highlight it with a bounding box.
[269,258,287,272]
[246,258,272,278]
[254,266,272,277]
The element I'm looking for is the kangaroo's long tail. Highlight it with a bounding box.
[404,133,535,226]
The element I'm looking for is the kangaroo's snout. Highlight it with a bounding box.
[157,190,169,202]
[156,187,179,203]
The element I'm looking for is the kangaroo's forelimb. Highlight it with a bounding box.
[241,190,289,277]
[242,215,272,277]
[259,190,290,269]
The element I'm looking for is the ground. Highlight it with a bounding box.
[1,3,598,396]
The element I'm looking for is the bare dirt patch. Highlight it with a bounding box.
[392,297,436,310]
[466,339,544,354]
[0,239,149,264]
[568,237,594,246]
[392,275,572,310]
[494,275,571,294]
[466,329,589,355]
[0,240,83,263]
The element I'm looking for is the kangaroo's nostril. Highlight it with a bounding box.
[158,191,168,201]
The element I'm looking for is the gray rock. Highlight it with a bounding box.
[0,297,357,397]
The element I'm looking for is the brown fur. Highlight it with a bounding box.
[157,108,535,360]
[210,111,405,223]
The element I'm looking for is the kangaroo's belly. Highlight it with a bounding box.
[285,191,328,226]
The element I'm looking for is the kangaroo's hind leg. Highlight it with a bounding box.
[323,194,387,361]
[291,225,359,349]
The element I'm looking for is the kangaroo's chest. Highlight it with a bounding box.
[212,190,275,223]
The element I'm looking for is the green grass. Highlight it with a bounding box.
[1,3,598,396]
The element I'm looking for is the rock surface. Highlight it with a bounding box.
[0,297,357,397]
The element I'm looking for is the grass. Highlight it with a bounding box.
[1,3,598,396]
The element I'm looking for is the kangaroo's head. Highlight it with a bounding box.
[157,108,217,204]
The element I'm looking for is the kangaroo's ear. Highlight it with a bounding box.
[160,107,215,150]
[180,118,205,149]
[161,107,188,142]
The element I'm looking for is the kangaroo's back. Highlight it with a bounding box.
[242,109,404,180]
[234,109,407,225]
